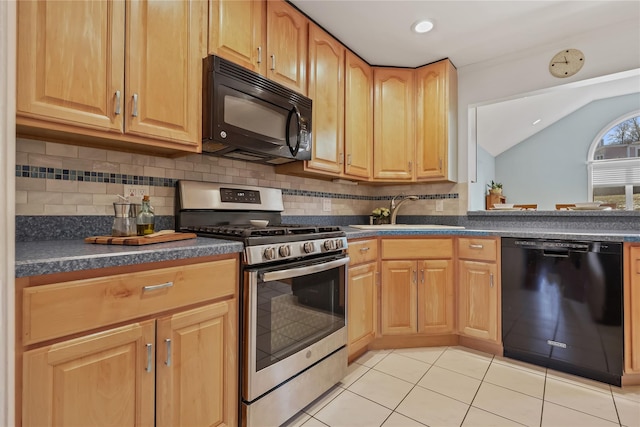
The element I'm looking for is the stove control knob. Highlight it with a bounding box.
[263,247,277,260]
[335,239,344,249]
[278,245,291,257]
[303,242,315,254]
[324,240,336,251]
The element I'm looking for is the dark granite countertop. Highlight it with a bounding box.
[15,237,244,278]
[16,224,640,278]
[342,227,640,242]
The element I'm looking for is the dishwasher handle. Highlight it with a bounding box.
[543,249,570,258]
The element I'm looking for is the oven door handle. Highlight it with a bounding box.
[261,256,350,282]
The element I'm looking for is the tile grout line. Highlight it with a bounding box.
[460,352,495,426]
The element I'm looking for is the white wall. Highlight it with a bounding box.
[0,1,16,425]
[494,93,640,210]
[470,145,495,210]
[457,18,640,191]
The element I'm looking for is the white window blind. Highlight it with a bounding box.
[589,158,640,186]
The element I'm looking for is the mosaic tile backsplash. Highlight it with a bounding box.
[15,138,468,218]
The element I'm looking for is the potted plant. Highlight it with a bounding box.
[370,207,391,225]
[487,180,503,195]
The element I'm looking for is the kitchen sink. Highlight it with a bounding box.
[349,224,465,230]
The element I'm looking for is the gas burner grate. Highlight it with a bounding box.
[183,224,342,238]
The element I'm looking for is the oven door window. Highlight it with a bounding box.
[255,266,345,371]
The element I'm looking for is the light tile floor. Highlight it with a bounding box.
[282,346,640,427]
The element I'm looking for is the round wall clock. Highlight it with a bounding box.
[549,48,585,78]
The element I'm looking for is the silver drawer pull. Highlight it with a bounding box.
[257,46,262,64]
[164,338,172,367]
[145,343,153,372]
[270,54,276,70]
[359,247,370,252]
[490,273,494,288]
[143,281,173,292]
[469,244,484,249]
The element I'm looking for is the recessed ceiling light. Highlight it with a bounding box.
[412,19,434,34]
[532,119,542,125]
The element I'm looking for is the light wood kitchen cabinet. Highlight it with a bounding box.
[208,0,266,74]
[301,24,345,175]
[380,239,454,335]
[373,68,415,181]
[457,237,500,343]
[624,244,640,375]
[17,256,238,427]
[266,0,308,95]
[275,46,373,181]
[156,301,237,427]
[415,59,458,181]
[347,238,379,359]
[16,0,205,155]
[344,51,374,179]
[22,321,156,427]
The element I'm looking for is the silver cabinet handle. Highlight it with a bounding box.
[469,244,484,249]
[359,247,370,252]
[145,343,153,372]
[132,93,138,117]
[339,152,344,165]
[347,154,352,165]
[421,269,424,284]
[164,338,172,366]
[270,54,276,70]
[490,273,494,288]
[143,281,173,292]
[413,269,417,284]
[408,161,412,172]
[257,46,262,64]
[114,90,121,115]
[439,158,443,170]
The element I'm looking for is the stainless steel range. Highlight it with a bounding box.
[175,180,348,427]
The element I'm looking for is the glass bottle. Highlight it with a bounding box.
[136,195,155,235]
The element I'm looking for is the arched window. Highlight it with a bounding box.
[588,110,640,210]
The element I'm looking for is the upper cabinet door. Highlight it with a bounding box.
[266,0,308,95]
[415,59,458,181]
[16,0,125,132]
[373,68,415,181]
[208,0,266,74]
[126,0,206,146]
[344,51,373,180]
[306,24,345,175]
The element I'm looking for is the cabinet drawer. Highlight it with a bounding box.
[458,238,498,261]
[381,238,453,259]
[23,258,238,345]
[349,239,378,265]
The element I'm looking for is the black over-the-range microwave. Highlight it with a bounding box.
[202,55,312,164]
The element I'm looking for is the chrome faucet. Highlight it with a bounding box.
[389,194,419,224]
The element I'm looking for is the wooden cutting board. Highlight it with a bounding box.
[85,232,197,245]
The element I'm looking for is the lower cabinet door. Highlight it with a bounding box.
[458,260,498,342]
[22,321,156,427]
[381,260,417,335]
[348,262,377,356]
[418,259,454,334]
[155,300,238,427]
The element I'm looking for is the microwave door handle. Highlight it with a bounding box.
[260,256,350,282]
[285,105,301,157]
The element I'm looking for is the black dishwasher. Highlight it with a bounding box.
[501,237,623,385]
